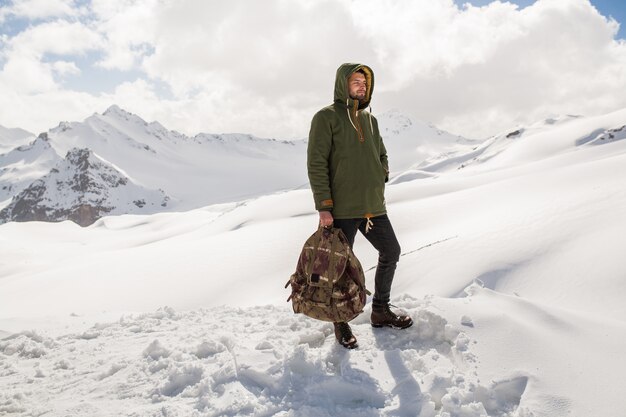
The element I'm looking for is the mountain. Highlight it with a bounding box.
[0,105,473,226]
[6,104,622,228]
[377,109,480,173]
[0,105,312,224]
[389,109,626,185]
[0,133,62,205]
[44,105,310,211]
[0,147,169,226]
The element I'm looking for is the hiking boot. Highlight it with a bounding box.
[333,322,358,349]
[371,303,413,329]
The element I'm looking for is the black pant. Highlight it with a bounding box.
[333,214,401,306]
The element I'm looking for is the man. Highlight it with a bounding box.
[307,63,413,349]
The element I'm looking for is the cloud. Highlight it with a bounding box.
[52,60,80,76]
[1,0,626,140]
[0,20,102,94]
[5,20,102,57]
[141,0,370,97]
[90,0,159,70]
[371,0,626,137]
[0,0,79,21]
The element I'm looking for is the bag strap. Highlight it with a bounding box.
[306,226,334,278]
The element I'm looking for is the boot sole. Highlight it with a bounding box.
[371,321,413,330]
[336,337,359,349]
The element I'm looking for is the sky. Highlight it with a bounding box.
[0,0,625,140]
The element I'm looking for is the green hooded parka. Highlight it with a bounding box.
[307,63,389,219]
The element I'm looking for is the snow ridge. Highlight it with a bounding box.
[0,125,35,154]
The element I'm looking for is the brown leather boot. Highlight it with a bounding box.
[333,322,358,349]
[371,303,413,329]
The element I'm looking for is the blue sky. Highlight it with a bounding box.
[1,0,626,140]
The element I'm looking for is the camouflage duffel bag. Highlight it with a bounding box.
[285,226,369,322]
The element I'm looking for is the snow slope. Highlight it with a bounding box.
[0,126,34,154]
[1,108,626,416]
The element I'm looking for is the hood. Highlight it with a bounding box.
[333,63,374,110]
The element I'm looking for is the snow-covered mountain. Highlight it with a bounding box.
[377,109,480,173]
[44,105,311,211]
[390,109,626,185]
[0,106,309,224]
[0,147,169,226]
[0,133,61,204]
[0,105,473,226]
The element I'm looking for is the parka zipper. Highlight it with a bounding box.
[346,99,365,143]
[346,99,374,143]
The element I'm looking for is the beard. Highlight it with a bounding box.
[350,91,366,102]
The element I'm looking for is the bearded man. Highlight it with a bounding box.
[307,63,413,349]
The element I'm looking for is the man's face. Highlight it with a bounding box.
[348,72,367,102]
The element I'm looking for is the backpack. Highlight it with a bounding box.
[285,227,369,322]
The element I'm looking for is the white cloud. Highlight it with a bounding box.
[52,60,80,76]
[131,0,379,136]
[141,0,368,98]
[0,20,101,94]
[0,54,57,94]
[1,0,79,20]
[90,0,159,70]
[351,0,525,86]
[1,0,626,141]
[371,0,626,137]
[6,20,102,57]
[0,87,101,132]
[127,0,626,138]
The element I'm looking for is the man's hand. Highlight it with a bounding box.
[319,210,333,228]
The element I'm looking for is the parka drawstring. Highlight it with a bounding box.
[346,99,358,132]
[365,214,374,233]
[346,101,375,137]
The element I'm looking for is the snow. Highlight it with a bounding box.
[1,106,626,416]
[0,126,35,154]
[0,302,524,416]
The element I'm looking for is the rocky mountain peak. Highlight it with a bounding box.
[103,104,127,117]
[66,147,95,172]
[0,147,169,227]
[102,105,147,126]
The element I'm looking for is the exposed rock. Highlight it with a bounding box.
[0,148,169,227]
